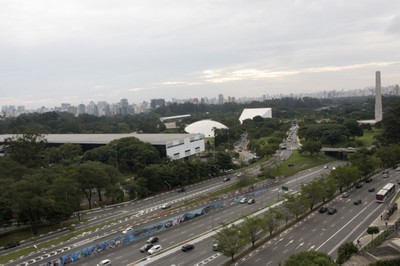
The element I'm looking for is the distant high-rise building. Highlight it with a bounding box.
[77,104,86,115]
[375,71,383,122]
[395,84,400,96]
[61,103,70,111]
[150,98,165,109]
[218,94,224,105]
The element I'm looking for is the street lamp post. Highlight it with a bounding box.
[164,180,172,190]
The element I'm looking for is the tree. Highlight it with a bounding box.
[329,165,361,193]
[263,208,282,235]
[241,216,265,247]
[367,226,380,240]
[69,161,120,209]
[4,133,47,168]
[300,140,322,156]
[336,242,358,264]
[349,149,380,176]
[376,145,400,168]
[283,251,336,266]
[300,178,327,210]
[11,172,55,235]
[381,100,400,144]
[213,224,246,261]
[283,194,307,219]
[47,143,83,166]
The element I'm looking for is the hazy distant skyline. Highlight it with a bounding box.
[1,0,400,109]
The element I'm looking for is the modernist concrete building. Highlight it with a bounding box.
[0,133,205,160]
[239,108,272,124]
[185,120,228,137]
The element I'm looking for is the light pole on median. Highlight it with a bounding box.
[164,180,172,190]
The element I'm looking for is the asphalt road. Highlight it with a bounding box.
[83,162,343,266]
[236,169,399,265]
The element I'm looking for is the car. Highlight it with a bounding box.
[365,177,372,183]
[396,166,400,171]
[247,198,256,204]
[355,182,363,188]
[332,166,336,170]
[146,236,159,244]
[324,165,328,169]
[3,241,20,250]
[161,202,172,209]
[97,259,112,266]
[240,197,248,204]
[368,187,375,192]
[140,243,153,252]
[223,177,231,182]
[354,199,362,205]
[382,173,389,178]
[327,208,337,215]
[319,207,328,213]
[176,187,185,192]
[341,192,350,198]
[181,244,195,252]
[212,241,219,251]
[147,244,162,255]
[122,226,133,234]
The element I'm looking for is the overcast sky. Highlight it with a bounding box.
[1,0,400,109]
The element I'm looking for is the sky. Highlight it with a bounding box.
[1,0,400,109]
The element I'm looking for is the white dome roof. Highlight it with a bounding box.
[185,120,228,137]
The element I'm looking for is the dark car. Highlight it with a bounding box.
[146,236,159,244]
[140,243,153,252]
[365,177,372,183]
[181,244,195,252]
[176,187,185,192]
[319,207,328,213]
[355,183,362,188]
[368,187,375,192]
[327,208,337,215]
[354,199,362,205]
[223,177,231,182]
[3,241,20,250]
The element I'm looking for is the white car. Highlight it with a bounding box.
[161,202,172,209]
[148,244,162,255]
[240,197,248,204]
[122,226,133,234]
[97,259,112,266]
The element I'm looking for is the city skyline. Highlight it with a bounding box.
[1,0,400,109]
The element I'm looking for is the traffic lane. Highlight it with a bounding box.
[48,201,258,266]
[149,237,217,266]
[238,193,389,265]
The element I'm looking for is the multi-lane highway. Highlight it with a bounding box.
[61,161,340,266]
[235,168,399,265]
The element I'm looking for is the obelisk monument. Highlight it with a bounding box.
[375,71,383,122]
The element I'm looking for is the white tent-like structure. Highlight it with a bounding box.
[239,108,272,124]
[185,120,228,137]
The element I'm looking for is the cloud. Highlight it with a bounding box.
[203,61,400,84]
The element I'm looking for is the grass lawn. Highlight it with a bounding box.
[269,150,335,177]
[356,128,383,147]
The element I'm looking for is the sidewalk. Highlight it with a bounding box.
[344,196,400,265]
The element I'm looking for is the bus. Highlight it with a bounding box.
[376,183,396,203]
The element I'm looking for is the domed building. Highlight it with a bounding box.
[185,120,228,137]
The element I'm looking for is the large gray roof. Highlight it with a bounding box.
[0,133,201,146]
